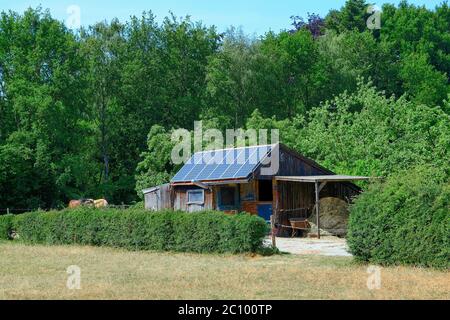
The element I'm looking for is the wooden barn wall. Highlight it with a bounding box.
[320,182,359,202]
[261,146,360,198]
[276,181,314,234]
[276,148,331,177]
[159,184,172,209]
[278,181,315,212]
[272,147,361,235]
[173,186,213,211]
[144,192,158,211]
[256,147,327,179]
[240,180,258,215]
[144,184,171,211]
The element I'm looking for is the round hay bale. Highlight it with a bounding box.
[309,197,349,236]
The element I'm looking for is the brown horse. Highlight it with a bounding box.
[68,199,95,209]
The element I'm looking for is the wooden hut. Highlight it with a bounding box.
[143,144,369,238]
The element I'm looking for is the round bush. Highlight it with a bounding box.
[347,166,450,269]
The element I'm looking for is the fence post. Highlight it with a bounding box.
[6,208,9,215]
[270,215,276,248]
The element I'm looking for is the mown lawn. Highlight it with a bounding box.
[0,241,448,300]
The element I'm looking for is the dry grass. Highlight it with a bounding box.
[0,241,448,300]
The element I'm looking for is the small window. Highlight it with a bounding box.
[187,190,204,204]
[258,180,273,202]
[220,187,236,207]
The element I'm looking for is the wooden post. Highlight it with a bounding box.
[6,208,10,215]
[315,181,321,239]
[271,178,278,248]
[270,215,276,248]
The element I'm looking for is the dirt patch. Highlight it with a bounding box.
[266,236,352,257]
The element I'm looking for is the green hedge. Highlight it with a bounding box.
[347,166,450,269]
[0,214,14,240]
[0,209,269,253]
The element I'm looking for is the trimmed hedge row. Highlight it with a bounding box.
[0,209,268,254]
[347,166,450,269]
[0,214,13,240]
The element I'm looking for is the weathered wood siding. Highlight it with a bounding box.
[241,201,258,215]
[173,186,213,211]
[144,192,158,211]
[275,181,313,235]
[144,184,171,211]
[239,180,258,215]
[272,146,332,176]
[262,146,361,236]
[256,146,357,188]
[278,181,315,211]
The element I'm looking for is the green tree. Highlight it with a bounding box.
[2,2,450,208]
[258,29,326,118]
[205,28,259,128]
[158,13,220,128]
[80,19,126,200]
[325,0,370,33]
[317,30,399,101]
[400,52,449,106]
[135,125,178,198]
[381,1,450,78]
[295,80,450,178]
[0,8,94,208]
[80,12,220,203]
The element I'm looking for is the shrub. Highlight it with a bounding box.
[10,208,269,254]
[348,166,450,269]
[0,214,14,239]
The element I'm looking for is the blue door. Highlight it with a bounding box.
[257,204,273,222]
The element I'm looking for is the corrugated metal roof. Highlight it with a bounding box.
[142,187,160,194]
[275,175,371,183]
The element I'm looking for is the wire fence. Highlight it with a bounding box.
[0,208,41,215]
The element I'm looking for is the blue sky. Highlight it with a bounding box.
[0,0,445,35]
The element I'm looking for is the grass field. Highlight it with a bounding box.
[0,241,448,300]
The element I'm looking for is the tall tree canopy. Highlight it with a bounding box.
[1,1,449,208]
[0,8,93,208]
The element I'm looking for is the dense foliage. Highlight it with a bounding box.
[0,1,449,208]
[347,166,450,268]
[0,214,13,240]
[0,208,269,253]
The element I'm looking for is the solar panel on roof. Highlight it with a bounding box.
[190,150,223,181]
[170,159,194,182]
[170,152,201,182]
[170,145,273,183]
[221,148,255,178]
[234,146,267,178]
[203,149,235,180]
[215,149,245,178]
